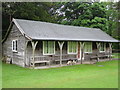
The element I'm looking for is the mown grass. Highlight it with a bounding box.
[2,60,118,88]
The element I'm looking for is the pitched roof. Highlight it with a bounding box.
[13,18,118,42]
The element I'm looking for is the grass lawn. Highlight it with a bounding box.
[2,60,118,88]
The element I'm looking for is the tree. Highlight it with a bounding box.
[52,2,108,32]
[104,2,118,36]
[51,2,120,50]
[2,2,56,39]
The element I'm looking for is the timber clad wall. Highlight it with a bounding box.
[2,18,117,68]
[3,24,26,67]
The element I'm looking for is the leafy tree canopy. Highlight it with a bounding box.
[2,2,119,44]
[51,2,119,38]
[2,2,56,38]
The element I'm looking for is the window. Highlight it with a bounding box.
[100,43,106,52]
[84,42,92,53]
[12,40,17,52]
[68,41,78,54]
[43,41,55,55]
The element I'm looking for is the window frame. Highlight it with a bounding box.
[100,42,106,52]
[12,39,18,52]
[43,41,55,55]
[84,42,92,53]
[68,41,78,54]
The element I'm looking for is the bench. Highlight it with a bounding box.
[90,54,110,62]
[30,60,50,66]
[90,56,98,59]
[55,58,77,62]
[30,56,51,66]
[30,54,78,66]
[98,55,108,58]
[53,54,78,64]
[90,55,108,59]
[55,58,78,64]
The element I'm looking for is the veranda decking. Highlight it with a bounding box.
[32,59,115,69]
[30,54,78,67]
[29,55,113,69]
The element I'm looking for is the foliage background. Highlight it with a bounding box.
[2,2,120,49]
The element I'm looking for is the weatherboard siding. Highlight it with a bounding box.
[3,24,26,67]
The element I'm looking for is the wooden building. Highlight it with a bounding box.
[2,18,118,68]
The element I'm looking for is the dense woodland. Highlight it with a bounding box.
[2,2,120,49]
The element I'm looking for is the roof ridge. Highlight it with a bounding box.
[11,18,118,42]
[14,18,100,31]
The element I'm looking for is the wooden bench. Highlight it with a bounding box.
[30,60,50,66]
[53,54,78,63]
[90,55,108,59]
[90,54,110,62]
[30,54,78,66]
[30,56,51,66]
[98,55,108,58]
[55,58,77,62]
[90,56,98,59]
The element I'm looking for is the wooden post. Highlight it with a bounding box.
[96,42,100,62]
[80,42,84,64]
[58,41,64,66]
[24,40,29,67]
[31,41,38,68]
[109,43,112,60]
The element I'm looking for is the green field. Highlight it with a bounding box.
[2,60,118,88]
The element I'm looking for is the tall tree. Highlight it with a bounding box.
[52,2,119,39]
[2,2,55,39]
[105,2,118,37]
[52,2,107,31]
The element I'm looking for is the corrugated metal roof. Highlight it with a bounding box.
[13,18,119,42]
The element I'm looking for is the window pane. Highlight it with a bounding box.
[44,41,47,54]
[69,42,72,53]
[49,41,54,54]
[84,42,87,52]
[71,42,74,53]
[73,42,77,53]
[68,41,77,54]
[72,42,74,53]
[88,43,90,52]
[52,42,54,53]
[104,43,106,51]
[43,41,55,55]
[102,43,104,51]
[12,40,17,52]
[89,42,92,52]
[48,41,51,54]
[84,42,92,52]
[47,41,51,54]
[100,43,105,51]
[15,40,17,51]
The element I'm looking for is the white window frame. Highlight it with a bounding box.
[68,41,78,54]
[12,39,18,52]
[43,41,55,55]
[100,42,106,52]
[84,42,92,53]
